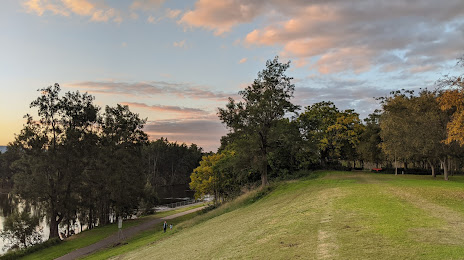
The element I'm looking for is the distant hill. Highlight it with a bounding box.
[0,146,7,153]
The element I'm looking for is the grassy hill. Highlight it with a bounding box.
[111,171,464,260]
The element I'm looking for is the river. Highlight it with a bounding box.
[0,184,194,254]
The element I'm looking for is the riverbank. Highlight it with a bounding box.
[13,203,206,260]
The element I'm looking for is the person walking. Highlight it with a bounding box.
[170,224,173,230]
[163,221,167,233]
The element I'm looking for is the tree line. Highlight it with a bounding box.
[0,84,203,245]
[190,55,464,202]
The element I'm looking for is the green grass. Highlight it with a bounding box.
[19,204,205,260]
[116,172,464,259]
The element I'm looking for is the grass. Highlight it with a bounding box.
[19,204,205,260]
[115,171,464,259]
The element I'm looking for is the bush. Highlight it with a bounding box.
[0,238,61,260]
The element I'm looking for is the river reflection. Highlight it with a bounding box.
[0,184,194,255]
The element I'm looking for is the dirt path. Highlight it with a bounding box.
[315,188,343,260]
[56,206,206,260]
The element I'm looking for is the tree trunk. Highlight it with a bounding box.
[49,213,61,239]
[261,158,268,187]
[442,157,449,181]
[395,156,398,175]
[427,159,436,178]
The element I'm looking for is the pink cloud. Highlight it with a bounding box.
[121,102,211,119]
[22,0,122,23]
[179,0,263,35]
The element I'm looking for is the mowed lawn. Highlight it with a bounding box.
[114,171,464,260]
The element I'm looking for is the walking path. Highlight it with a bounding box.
[56,205,206,260]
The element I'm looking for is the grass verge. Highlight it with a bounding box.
[17,204,205,260]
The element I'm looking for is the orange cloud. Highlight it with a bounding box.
[62,0,94,16]
[179,0,262,35]
[22,0,122,23]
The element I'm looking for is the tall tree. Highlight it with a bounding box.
[357,112,384,167]
[218,57,299,186]
[12,84,99,238]
[438,56,464,145]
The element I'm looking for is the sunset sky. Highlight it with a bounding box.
[1,0,463,151]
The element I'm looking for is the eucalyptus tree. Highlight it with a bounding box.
[99,104,148,219]
[11,84,99,238]
[218,57,299,186]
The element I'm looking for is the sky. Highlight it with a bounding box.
[1,0,463,152]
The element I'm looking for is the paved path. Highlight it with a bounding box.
[56,206,206,260]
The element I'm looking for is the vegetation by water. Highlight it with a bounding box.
[9,204,203,260]
[118,171,464,259]
[1,55,464,257]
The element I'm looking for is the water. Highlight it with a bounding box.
[0,184,194,254]
[156,184,195,205]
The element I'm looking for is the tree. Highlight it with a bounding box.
[190,153,224,204]
[100,104,148,218]
[0,210,42,250]
[12,84,99,238]
[379,89,458,180]
[219,56,299,186]
[298,101,363,167]
[438,56,464,145]
[357,112,384,167]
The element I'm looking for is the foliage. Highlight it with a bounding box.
[379,89,460,180]
[11,83,100,238]
[0,210,42,250]
[357,111,384,166]
[0,237,61,260]
[298,101,364,166]
[144,138,203,186]
[218,56,299,186]
[438,56,464,145]
[190,151,236,203]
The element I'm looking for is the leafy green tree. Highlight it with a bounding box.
[0,210,42,250]
[144,138,203,186]
[12,84,99,238]
[298,101,363,167]
[379,89,458,180]
[219,56,299,186]
[99,104,148,218]
[190,153,224,204]
[357,112,384,167]
[190,151,237,204]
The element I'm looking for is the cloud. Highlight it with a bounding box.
[121,102,211,118]
[22,0,122,23]
[145,119,228,152]
[66,81,235,101]
[165,8,181,19]
[173,40,186,48]
[239,57,247,64]
[182,0,464,74]
[179,0,265,35]
[130,0,165,11]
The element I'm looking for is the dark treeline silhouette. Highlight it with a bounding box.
[0,84,204,241]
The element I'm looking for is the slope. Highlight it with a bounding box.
[111,171,464,259]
